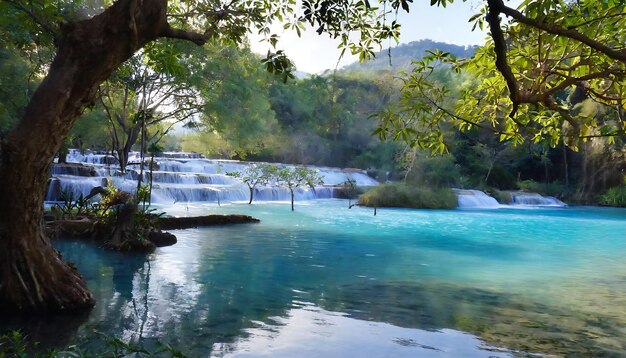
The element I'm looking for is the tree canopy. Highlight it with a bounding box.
[377,0,626,152]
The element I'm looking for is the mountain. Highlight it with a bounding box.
[340,39,478,74]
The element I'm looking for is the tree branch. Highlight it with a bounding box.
[161,25,212,46]
[542,69,626,98]
[486,0,520,118]
[4,0,59,42]
[498,0,626,63]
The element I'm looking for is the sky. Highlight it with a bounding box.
[250,0,489,74]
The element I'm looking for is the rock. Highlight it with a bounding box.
[51,163,98,177]
[46,177,62,201]
[148,231,177,247]
[157,214,260,230]
[46,217,95,238]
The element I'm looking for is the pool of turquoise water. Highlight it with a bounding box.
[23,200,626,356]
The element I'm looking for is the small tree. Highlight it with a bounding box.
[227,164,278,204]
[276,167,324,211]
[341,178,358,208]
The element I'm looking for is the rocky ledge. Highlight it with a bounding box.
[157,214,260,230]
[46,214,260,250]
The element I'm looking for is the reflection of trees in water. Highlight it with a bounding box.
[48,227,626,357]
[312,280,626,357]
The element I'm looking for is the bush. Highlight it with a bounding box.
[334,179,365,199]
[517,179,566,197]
[599,185,626,207]
[358,183,457,209]
[489,189,513,204]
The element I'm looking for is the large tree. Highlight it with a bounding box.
[0,0,399,313]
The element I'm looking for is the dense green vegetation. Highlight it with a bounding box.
[2,29,624,205]
[599,181,626,207]
[359,183,457,209]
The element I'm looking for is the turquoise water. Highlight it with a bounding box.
[27,201,626,355]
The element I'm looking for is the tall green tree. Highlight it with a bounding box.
[189,44,279,158]
[100,50,201,173]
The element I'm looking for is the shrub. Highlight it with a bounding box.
[358,183,457,209]
[599,185,626,207]
[488,189,512,204]
[517,179,566,197]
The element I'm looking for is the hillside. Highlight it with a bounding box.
[340,39,478,74]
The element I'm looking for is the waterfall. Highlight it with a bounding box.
[454,189,502,209]
[510,193,567,207]
[453,189,568,209]
[46,176,108,202]
[47,149,376,205]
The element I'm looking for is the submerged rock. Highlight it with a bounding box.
[148,231,177,247]
[157,214,260,230]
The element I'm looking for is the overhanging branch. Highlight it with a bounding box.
[161,25,212,46]
[498,0,626,63]
[486,0,520,118]
[5,0,59,42]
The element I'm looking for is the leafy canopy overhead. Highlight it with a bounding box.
[3,0,624,154]
[376,0,626,152]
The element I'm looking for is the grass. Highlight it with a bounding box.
[358,183,457,209]
[599,185,626,207]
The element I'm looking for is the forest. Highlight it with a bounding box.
[3,37,620,207]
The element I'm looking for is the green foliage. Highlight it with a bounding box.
[358,183,457,209]
[377,0,626,152]
[599,183,626,207]
[0,330,188,357]
[276,167,324,190]
[0,45,35,133]
[56,189,92,218]
[517,179,566,198]
[403,152,460,188]
[227,164,278,204]
[276,166,323,210]
[187,44,280,158]
[335,179,361,199]
[227,164,277,186]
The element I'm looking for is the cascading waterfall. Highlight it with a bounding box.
[510,193,567,207]
[454,189,567,209]
[46,149,378,204]
[454,189,502,209]
[48,150,568,208]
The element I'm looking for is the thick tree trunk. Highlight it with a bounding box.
[248,186,254,205]
[0,0,172,313]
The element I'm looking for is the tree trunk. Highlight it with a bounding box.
[290,188,295,211]
[563,145,569,189]
[58,142,69,164]
[248,185,254,205]
[0,0,172,313]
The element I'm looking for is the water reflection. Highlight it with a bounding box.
[213,303,512,357]
[7,201,626,357]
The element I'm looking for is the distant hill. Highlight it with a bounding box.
[340,39,478,74]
